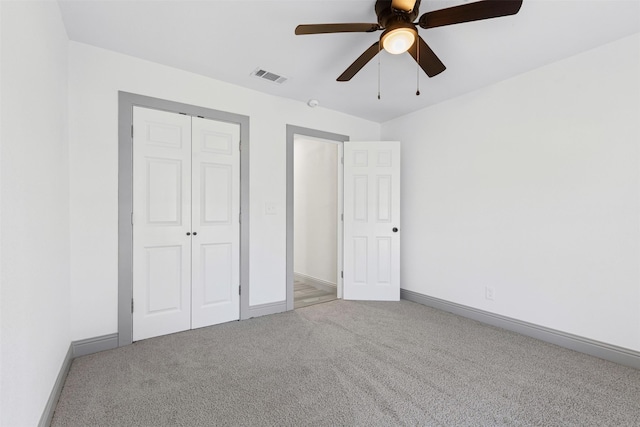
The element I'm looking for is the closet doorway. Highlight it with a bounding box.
[132,106,240,341]
[118,92,250,347]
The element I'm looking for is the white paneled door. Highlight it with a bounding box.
[132,107,239,341]
[132,108,192,341]
[191,117,240,328]
[343,141,401,301]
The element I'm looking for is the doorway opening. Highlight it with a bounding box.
[118,92,250,347]
[286,125,348,311]
[293,135,340,309]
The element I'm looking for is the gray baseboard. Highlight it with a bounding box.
[294,272,337,293]
[40,334,119,426]
[401,289,640,370]
[248,300,287,318]
[72,333,119,358]
[38,345,73,427]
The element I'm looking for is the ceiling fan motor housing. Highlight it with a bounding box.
[376,0,421,26]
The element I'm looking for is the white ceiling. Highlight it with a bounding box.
[57,0,640,123]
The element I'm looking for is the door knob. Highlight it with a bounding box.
[392,227,398,233]
[193,232,198,236]
[186,232,191,236]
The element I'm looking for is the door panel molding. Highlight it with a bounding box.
[132,107,192,341]
[343,141,400,301]
[190,116,240,329]
[118,92,250,347]
[286,125,348,311]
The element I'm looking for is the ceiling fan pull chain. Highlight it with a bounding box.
[378,45,381,100]
[416,41,421,96]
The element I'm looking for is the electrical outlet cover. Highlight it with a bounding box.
[485,286,495,301]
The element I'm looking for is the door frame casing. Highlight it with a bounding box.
[286,125,348,311]
[118,92,250,347]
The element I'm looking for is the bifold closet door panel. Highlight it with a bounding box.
[190,117,241,329]
[132,107,193,341]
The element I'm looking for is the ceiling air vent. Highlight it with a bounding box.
[251,68,288,84]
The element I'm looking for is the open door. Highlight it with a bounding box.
[343,141,400,301]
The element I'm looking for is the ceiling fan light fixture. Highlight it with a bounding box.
[381,27,417,55]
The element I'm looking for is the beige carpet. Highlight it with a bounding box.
[52,300,640,426]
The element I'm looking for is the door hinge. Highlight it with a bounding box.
[239,141,241,151]
[341,213,344,221]
[239,285,241,295]
[341,157,344,164]
[131,298,134,313]
[131,212,134,226]
[341,271,344,278]
[239,212,242,224]
[131,125,134,138]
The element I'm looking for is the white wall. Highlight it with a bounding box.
[293,137,338,284]
[0,2,71,425]
[68,42,380,340]
[382,33,640,351]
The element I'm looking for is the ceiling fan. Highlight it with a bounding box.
[295,0,523,82]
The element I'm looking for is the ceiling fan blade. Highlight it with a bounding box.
[295,23,380,35]
[408,36,446,77]
[337,42,380,82]
[418,0,523,29]
[391,0,418,12]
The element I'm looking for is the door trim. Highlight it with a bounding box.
[285,125,349,311]
[118,92,250,346]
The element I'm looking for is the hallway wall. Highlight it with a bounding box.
[293,137,338,285]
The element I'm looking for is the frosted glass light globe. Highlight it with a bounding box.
[382,28,416,54]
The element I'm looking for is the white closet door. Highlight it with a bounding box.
[343,141,401,301]
[190,117,240,328]
[132,107,192,341]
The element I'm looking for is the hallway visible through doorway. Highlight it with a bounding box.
[293,135,340,309]
[293,275,337,309]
